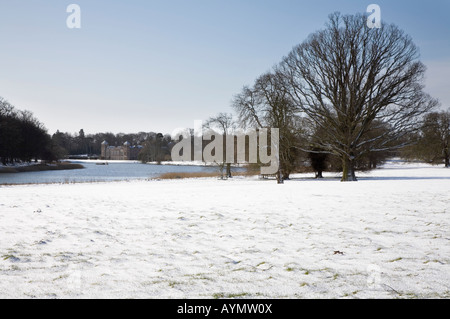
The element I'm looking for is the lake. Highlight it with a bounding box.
[0,161,237,185]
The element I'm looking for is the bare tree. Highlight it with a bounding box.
[233,71,302,182]
[280,12,438,181]
[203,112,236,178]
[427,110,450,167]
[404,110,450,167]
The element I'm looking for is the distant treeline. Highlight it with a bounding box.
[52,130,173,162]
[0,95,177,165]
[0,97,58,165]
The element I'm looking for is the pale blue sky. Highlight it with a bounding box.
[0,0,449,135]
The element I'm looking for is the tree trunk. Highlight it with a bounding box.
[341,156,357,182]
[445,155,449,168]
[316,170,323,179]
[277,169,284,184]
[219,164,225,180]
[226,163,232,178]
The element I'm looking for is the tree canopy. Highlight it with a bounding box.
[0,97,56,165]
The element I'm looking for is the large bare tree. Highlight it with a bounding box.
[280,12,438,181]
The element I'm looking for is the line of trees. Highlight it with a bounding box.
[0,97,59,165]
[51,129,173,161]
[1,96,175,165]
[401,110,450,168]
[231,12,440,181]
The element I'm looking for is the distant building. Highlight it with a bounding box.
[101,141,142,160]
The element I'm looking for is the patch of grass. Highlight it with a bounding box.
[423,259,444,265]
[187,273,212,281]
[157,168,259,180]
[341,290,360,297]
[158,172,221,179]
[53,274,69,281]
[213,292,250,299]
[168,281,182,288]
[226,292,250,298]
[2,254,20,262]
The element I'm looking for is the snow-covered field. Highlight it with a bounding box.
[0,160,449,299]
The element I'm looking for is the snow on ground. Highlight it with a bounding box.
[0,160,449,299]
[0,161,42,168]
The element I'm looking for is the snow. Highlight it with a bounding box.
[0,160,449,299]
[0,161,42,168]
[70,159,217,166]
